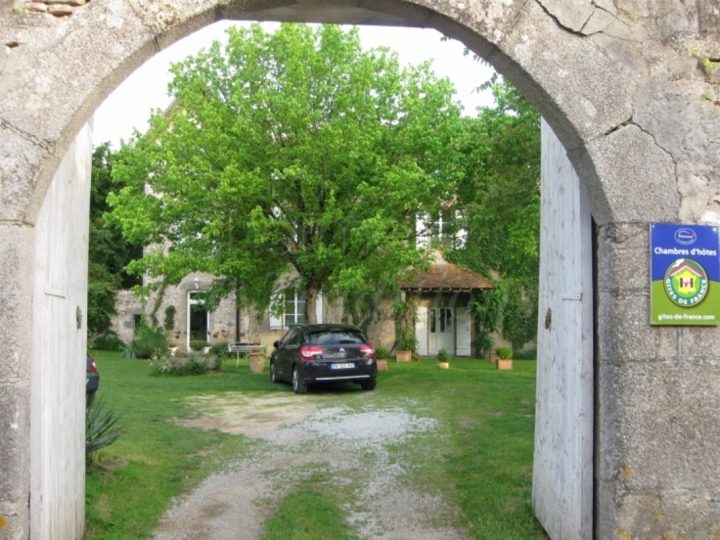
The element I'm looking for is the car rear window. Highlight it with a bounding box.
[306,330,366,345]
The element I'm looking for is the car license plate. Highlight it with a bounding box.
[331,362,355,370]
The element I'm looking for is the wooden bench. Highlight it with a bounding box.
[227,342,262,367]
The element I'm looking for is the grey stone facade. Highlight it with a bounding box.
[1,1,719,538]
[112,273,396,356]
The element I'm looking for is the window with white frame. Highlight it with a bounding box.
[416,209,465,249]
[284,289,306,327]
[270,288,306,329]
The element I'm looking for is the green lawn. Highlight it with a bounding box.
[85,352,546,539]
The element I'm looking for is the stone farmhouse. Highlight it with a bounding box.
[112,213,493,357]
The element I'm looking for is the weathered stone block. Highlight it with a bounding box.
[0,385,30,503]
[0,127,46,223]
[596,223,648,294]
[587,125,679,224]
[597,293,684,362]
[25,2,48,12]
[497,0,635,149]
[47,4,74,16]
[0,498,28,540]
[606,491,720,539]
[598,361,720,489]
[0,0,156,153]
[597,292,656,361]
[596,357,720,538]
[680,324,720,359]
[0,223,34,383]
[698,0,720,32]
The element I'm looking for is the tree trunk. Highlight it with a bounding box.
[305,283,319,325]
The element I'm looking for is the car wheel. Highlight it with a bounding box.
[270,360,278,383]
[360,378,376,391]
[292,366,307,394]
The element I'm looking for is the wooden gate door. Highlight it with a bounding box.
[532,120,594,539]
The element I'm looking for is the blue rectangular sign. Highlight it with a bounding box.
[650,223,720,325]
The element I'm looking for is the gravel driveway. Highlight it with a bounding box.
[152,392,469,539]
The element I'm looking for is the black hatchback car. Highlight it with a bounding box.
[270,324,377,394]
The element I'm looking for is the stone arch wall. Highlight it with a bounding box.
[0,1,718,538]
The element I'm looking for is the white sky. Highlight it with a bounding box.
[92,21,496,148]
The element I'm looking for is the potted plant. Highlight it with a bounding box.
[476,333,495,364]
[496,346,513,370]
[375,346,390,371]
[395,334,416,363]
[393,298,415,363]
[436,348,450,370]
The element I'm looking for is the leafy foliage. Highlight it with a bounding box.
[108,23,464,323]
[129,324,168,359]
[163,305,176,331]
[450,77,540,350]
[88,331,125,352]
[88,143,142,336]
[209,341,230,357]
[150,354,216,376]
[86,398,124,465]
[392,298,418,351]
[189,339,209,352]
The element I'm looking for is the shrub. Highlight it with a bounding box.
[210,341,229,357]
[475,333,495,358]
[130,325,168,359]
[375,346,390,360]
[437,348,451,363]
[86,398,124,465]
[496,346,513,359]
[189,339,209,352]
[399,335,417,352]
[150,353,214,376]
[89,331,125,351]
[515,347,537,360]
[187,357,210,375]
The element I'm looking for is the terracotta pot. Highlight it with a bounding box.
[377,360,389,371]
[497,358,513,370]
[395,350,412,363]
[248,350,266,373]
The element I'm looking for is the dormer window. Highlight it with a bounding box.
[416,209,465,249]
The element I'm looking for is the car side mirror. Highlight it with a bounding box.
[273,340,280,349]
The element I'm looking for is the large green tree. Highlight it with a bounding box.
[109,23,463,322]
[88,143,142,336]
[449,78,541,351]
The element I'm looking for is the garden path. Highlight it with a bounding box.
[152,393,469,539]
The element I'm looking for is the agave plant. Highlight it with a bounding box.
[86,398,124,465]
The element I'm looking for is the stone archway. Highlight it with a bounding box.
[1,1,719,538]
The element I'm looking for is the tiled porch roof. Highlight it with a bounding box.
[399,258,493,292]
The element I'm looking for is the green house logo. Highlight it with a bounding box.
[664,258,709,306]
